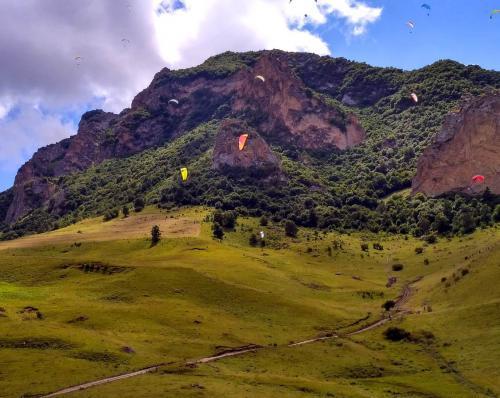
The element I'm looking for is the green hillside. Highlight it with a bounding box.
[0,207,499,397]
[1,52,500,239]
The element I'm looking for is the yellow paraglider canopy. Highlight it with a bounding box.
[180,167,188,181]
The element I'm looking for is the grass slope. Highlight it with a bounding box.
[0,207,499,397]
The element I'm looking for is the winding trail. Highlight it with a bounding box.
[40,278,421,397]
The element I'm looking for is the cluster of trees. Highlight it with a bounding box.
[1,54,499,240]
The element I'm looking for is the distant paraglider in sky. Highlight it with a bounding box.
[255,75,266,83]
[421,3,431,16]
[180,167,188,182]
[121,38,130,47]
[491,10,500,19]
[472,175,485,184]
[239,134,249,151]
[168,99,179,105]
[411,93,419,103]
[74,56,83,66]
[406,20,415,32]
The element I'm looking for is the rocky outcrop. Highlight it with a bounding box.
[4,51,366,224]
[212,119,281,177]
[412,93,500,196]
[4,110,119,223]
[230,53,365,149]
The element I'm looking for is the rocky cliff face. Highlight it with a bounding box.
[212,119,281,177]
[412,93,500,196]
[4,50,366,224]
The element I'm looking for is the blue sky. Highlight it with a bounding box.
[323,0,500,71]
[0,0,498,191]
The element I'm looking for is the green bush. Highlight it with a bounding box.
[392,263,404,271]
[103,209,119,221]
[212,222,224,239]
[134,197,145,212]
[384,327,411,342]
[151,225,161,245]
[284,220,298,238]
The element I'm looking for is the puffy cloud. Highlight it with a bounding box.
[0,106,75,190]
[0,0,382,189]
[0,0,164,112]
[155,0,382,68]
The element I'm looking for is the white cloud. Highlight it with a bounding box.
[154,0,382,68]
[0,106,75,185]
[0,0,382,189]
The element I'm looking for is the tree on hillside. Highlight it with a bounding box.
[249,233,258,247]
[493,204,500,222]
[382,300,396,311]
[259,216,268,227]
[103,209,119,221]
[134,197,145,212]
[284,220,298,238]
[212,222,224,240]
[122,205,130,218]
[151,225,161,246]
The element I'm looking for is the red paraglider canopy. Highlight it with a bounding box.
[472,175,485,184]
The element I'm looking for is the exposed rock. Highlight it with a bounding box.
[4,51,366,224]
[212,119,281,177]
[230,53,366,149]
[412,93,500,196]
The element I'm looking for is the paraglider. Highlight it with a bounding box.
[255,75,266,83]
[472,175,485,184]
[74,56,83,66]
[239,134,249,151]
[411,93,419,103]
[406,20,415,32]
[180,167,188,181]
[421,3,431,16]
[491,10,500,19]
[121,38,130,47]
[260,231,265,239]
[168,99,179,105]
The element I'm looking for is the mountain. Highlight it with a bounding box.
[412,93,500,196]
[1,50,499,239]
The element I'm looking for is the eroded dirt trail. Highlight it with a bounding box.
[40,279,421,397]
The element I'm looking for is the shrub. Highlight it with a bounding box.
[384,327,411,342]
[382,300,396,311]
[461,268,469,276]
[212,222,224,239]
[360,243,369,252]
[249,233,258,247]
[103,209,119,221]
[424,234,437,244]
[392,263,404,271]
[213,210,237,229]
[493,205,500,222]
[415,247,424,255]
[284,220,298,238]
[122,205,129,218]
[373,242,384,250]
[259,216,268,226]
[151,225,161,245]
[424,258,430,265]
[134,197,145,212]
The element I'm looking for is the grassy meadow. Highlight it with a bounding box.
[0,207,499,397]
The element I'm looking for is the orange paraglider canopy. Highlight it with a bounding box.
[472,175,485,184]
[239,134,249,151]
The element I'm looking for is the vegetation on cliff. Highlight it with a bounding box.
[1,51,499,240]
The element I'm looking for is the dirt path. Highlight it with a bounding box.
[39,279,421,397]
